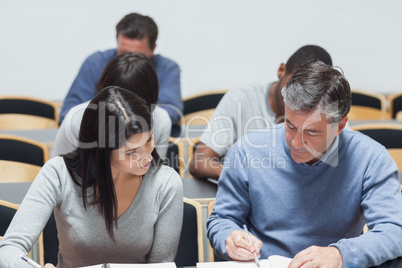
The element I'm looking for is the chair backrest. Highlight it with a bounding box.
[207,200,215,262]
[180,90,228,126]
[397,111,402,120]
[206,199,225,262]
[187,137,202,178]
[175,198,204,267]
[43,212,59,266]
[387,149,402,171]
[351,124,402,149]
[166,137,186,178]
[352,124,402,171]
[0,160,42,183]
[0,200,44,266]
[0,95,59,130]
[349,90,389,120]
[0,134,49,166]
[388,92,402,119]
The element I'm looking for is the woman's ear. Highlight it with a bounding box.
[277,63,286,79]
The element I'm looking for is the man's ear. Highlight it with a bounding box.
[337,115,348,135]
[151,44,156,53]
[277,63,286,79]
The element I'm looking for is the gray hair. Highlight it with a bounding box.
[281,59,351,124]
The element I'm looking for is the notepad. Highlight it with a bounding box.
[196,255,292,268]
[79,263,177,268]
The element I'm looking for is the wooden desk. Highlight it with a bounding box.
[0,177,218,205]
[182,178,217,204]
[0,128,58,144]
[349,119,402,127]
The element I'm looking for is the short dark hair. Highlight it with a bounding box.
[63,86,162,240]
[97,52,159,108]
[285,45,332,75]
[282,59,351,124]
[116,13,158,49]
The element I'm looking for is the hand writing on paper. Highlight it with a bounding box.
[226,230,262,261]
[44,263,56,268]
[288,246,342,268]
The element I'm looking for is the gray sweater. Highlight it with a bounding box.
[0,157,183,268]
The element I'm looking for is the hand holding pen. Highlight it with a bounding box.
[243,224,261,268]
[225,225,262,267]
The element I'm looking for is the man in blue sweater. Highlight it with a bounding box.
[59,13,183,135]
[207,59,402,267]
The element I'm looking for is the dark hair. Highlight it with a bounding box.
[285,45,332,75]
[282,59,351,124]
[97,52,159,107]
[63,86,162,240]
[116,13,158,49]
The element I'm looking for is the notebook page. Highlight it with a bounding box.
[197,260,271,268]
[268,255,292,268]
[79,262,177,268]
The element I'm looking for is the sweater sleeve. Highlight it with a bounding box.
[147,168,184,262]
[199,90,238,157]
[59,56,99,124]
[153,107,172,159]
[330,148,402,267]
[206,145,251,260]
[0,158,65,267]
[156,59,183,126]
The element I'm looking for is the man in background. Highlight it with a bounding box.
[190,45,332,180]
[59,13,183,135]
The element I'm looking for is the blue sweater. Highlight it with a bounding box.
[59,49,183,125]
[207,124,402,267]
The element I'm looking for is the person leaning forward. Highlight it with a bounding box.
[207,59,402,267]
[190,45,332,180]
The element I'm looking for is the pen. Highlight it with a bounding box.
[21,255,43,268]
[243,224,260,268]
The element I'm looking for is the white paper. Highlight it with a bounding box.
[197,260,270,268]
[196,256,292,268]
[79,262,176,268]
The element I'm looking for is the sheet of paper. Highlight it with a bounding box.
[268,255,292,267]
[80,262,176,268]
[197,260,271,268]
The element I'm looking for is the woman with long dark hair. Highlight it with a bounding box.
[0,86,183,267]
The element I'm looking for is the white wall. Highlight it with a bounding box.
[1,0,402,101]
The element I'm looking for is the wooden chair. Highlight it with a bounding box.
[0,95,59,130]
[348,90,389,121]
[179,90,228,126]
[388,149,402,172]
[351,124,402,171]
[0,160,42,183]
[187,137,202,178]
[0,200,44,266]
[396,111,402,120]
[0,134,49,183]
[207,200,216,262]
[175,198,204,266]
[0,134,49,165]
[388,92,402,119]
[166,137,186,178]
